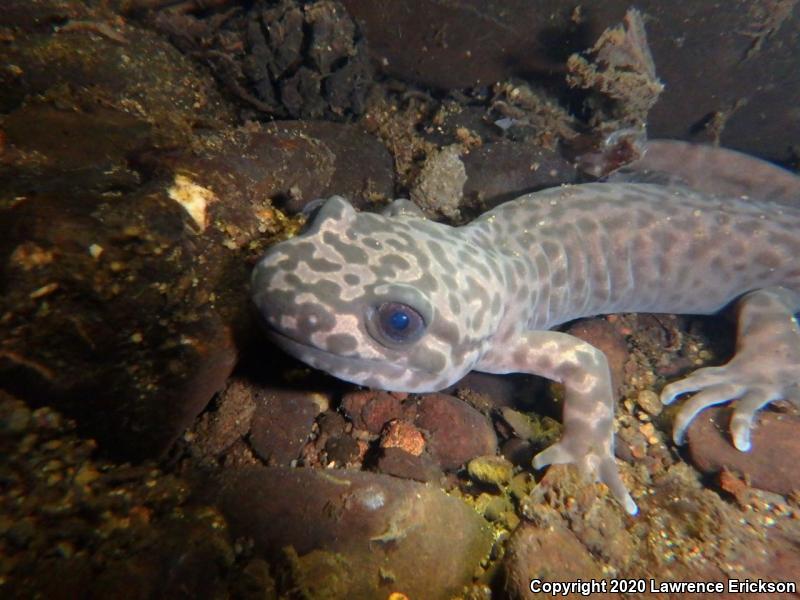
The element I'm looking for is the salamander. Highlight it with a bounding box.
[251,175,800,515]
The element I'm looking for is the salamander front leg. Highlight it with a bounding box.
[662,286,800,450]
[479,331,637,515]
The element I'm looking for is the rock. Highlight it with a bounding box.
[376,447,443,483]
[636,390,662,416]
[203,466,493,599]
[475,493,515,524]
[323,434,361,466]
[467,455,514,489]
[190,378,258,459]
[0,2,243,460]
[0,173,239,459]
[316,410,347,438]
[410,144,467,219]
[686,406,800,496]
[341,390,407,434]
[462,140,578,208]
[249,388,327,466]
[154,120,395,215]
[414,393,498,470]
[1,102,391,463]
[0,392,238,600]
[503,522,620,600]
[152,0,375,120]
[0,3,234,126]
[501,438,535,467]
[379,419,425,456]
[341,0,800,164]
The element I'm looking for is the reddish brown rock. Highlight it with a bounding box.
[379,419,425,456]
[249,389,326,466]
[341,390,406,434]
[503,523,621,600]
[316,410,347,438]
[686,406,800,496]
[414,393,498,470]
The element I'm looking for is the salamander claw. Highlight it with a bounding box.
[661,354,799,451]
[533,442,638,515]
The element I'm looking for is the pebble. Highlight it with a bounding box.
[637,390,662,416]
[467,455,514,489]
[249,389,323,466]
[687,406,800,496]
[414,393,497,470]
[380,419,425,456]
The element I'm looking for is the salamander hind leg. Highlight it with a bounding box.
[482,331,638,515]
[662,286,800,451]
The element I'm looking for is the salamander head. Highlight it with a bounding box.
[251,196,501,392]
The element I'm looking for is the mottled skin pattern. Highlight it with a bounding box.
[252,182,800,514]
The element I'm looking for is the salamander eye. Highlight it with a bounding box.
[371,302,426,345]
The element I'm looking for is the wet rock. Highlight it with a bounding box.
[265,121,395,213]
[1,107,391,462]
[323,434,361,466]
[475,493,515,524]
[501,437,535,467]
[1,100,152,195]
[448,371,522,409]
[497,407,561,446]
[410,144,467,219]
[467,455,514,489]
[317,410,347,438]
[462,140,578,208]
[342,0,800,164]
[0,392,238,599]
[190,378,258,460]
[503,522,620,600]
[414,393,498,470]
[566,318,629,396]
[0,2,234,126]
[152,0,374,120]
[341,390,407,434]
[686,406,800,496]
[379,419,425,456]
[0,178,239,459]
[155,120,395,215]
[203,466,493,599]
[249,388,327,466]
[636,389,662,416]
[376,447,443,483]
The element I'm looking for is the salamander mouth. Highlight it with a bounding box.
[262,325,413,390]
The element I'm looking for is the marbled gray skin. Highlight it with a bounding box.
[252,182,800,515]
